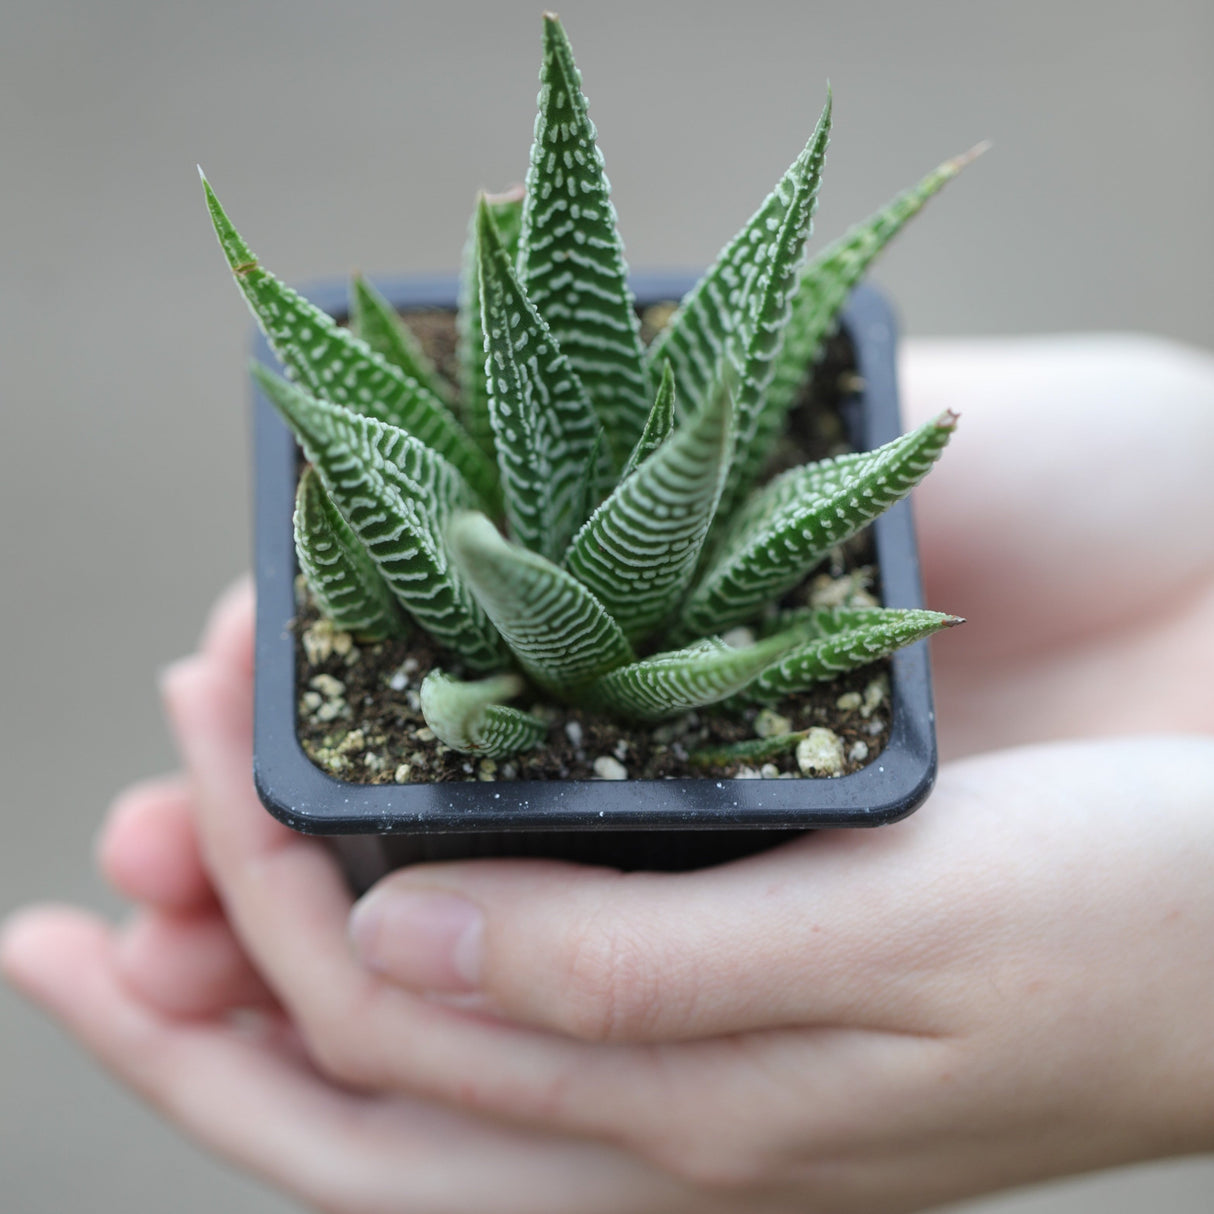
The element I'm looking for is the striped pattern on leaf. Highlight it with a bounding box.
[477,197,607,561]
[202,176,499,509]
[620,360,676,480]
[642,92,831,424]
[562,377,734,644]
[254,367,507,671]
[447,512,634,696]
[458,186,525,460]
[588,625,809,722]
[718,96,832,518]
[762,144,988,430]
[682,410,957,637]
[350,274,451,404]
[517,14,650,465]
[293,466,405,640]
[420,670,546,757]
[746,607,962,700]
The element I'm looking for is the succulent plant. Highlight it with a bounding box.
[205,13,973,765]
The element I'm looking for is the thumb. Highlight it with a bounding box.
[346,735,1214,1045]
[345,829,927,1044]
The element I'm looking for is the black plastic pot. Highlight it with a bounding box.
[251,274,938,889]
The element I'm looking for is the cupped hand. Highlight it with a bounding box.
[5,335,1214,1214]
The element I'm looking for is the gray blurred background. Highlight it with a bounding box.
[2,0,1211,1210]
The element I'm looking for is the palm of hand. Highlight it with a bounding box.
[5,336,1214,1214]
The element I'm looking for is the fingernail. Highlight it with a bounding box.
[349,889,484,993]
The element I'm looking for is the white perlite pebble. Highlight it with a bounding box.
[860,676,888,718]
[754,708,792,738]
[564,720,584,748]
[836,690,862,712]
[721,626,756,649]
[796,728,846,777]
[759,762,781,779]
[388,670,408,692]
[394,763,411,784]
[593,755,628,780]
[848,739,870,764]
[309,674,345,699]
[735,766,762,779]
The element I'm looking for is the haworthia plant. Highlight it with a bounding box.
[209,14,976,763]
[419,670,547,758]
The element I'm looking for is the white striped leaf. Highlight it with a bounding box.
[254,367,507,672]
[746,607,963,700]
[457,186,525,460]
[643,92,831,425]
[517,14,650,466]
[681,410,957,637]
[447,512,634,697]
[715,96,832,519]
[419,669,547,758]
[202,175,499,510]
[759,144,988,448]
[293,466,405,641]
[350,273,451,404]
[477,196,607,562]
[619,360,676,480]
[588,624,810,722]
[562,377,734,644]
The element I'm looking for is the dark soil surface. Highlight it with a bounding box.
[294,306,893,786]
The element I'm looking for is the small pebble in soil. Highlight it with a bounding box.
[754,708,792,738]
[564,720,583,748]
[861,675,889,718]
[721,626,756,648]
[848,739,870,764]
[797,728,845,777]
[593,755,628,780]
[394,763,412,784]
[836,690,862,712]
[808,567,879,610]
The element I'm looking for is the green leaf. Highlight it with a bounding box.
[293,466,405,640]
[643,91,831,424]
[563,377,734,644]
[619,360,676,480]
[349,273,451,404]
[517,13,650,466]
[762,143,989,433]
[457,186,525,460]
[447,512,634,696]
[688,729,810,767]
[477,196,607,562]
[716,95,833,518]
[746,607,963,700]
[254,366,507,671]
[588,625,810,722]
[201,174,499,510]
[681,410,957,637]
[419,669,547,758]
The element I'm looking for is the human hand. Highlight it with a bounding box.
[6,335,1214,1213]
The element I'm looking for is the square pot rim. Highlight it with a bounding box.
[251,274,938,837]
